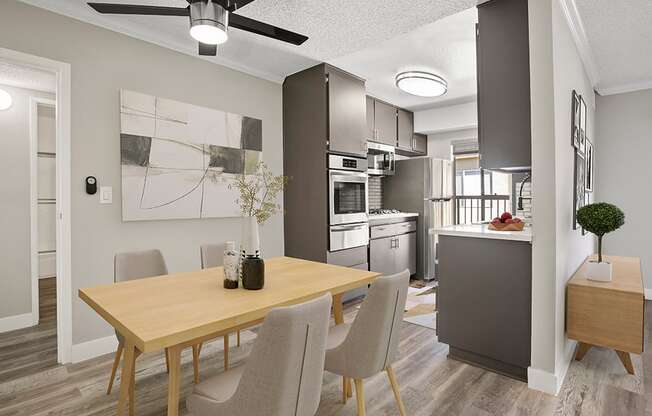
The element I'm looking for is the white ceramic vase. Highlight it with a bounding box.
[586,260,612,282]
[241,216,261,257]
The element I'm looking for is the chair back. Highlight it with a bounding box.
[234,293,332,416]
[336,270,410,378]
[200,243,226,269]
[114,249,168,283]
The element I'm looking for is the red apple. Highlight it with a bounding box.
[491,217,501,224]
[500,212,512,222]
[513,217,522,223]
[505,218,516,224]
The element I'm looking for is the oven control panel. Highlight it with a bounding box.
[328,154,366,172]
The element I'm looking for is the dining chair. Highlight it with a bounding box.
[324,270,410,416]
[186,293,332,416]
[106,249,202,394]
[199,243,242,372]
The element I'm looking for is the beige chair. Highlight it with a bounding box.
[325,270,410,416]
[186,293,332,416]
[107,249,202,394]
[199,243,241,372]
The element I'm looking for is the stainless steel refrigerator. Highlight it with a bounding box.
[383,157,453,280]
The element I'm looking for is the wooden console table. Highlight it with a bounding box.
[566,255,644,375]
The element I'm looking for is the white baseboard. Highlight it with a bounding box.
[71,334,118,363]
[0,312,37,333]
[645,288,652,300]
[528,339,577,396]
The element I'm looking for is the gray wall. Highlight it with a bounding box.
[0,84,54,320]
[0,1,284,344]
[595,89,652,290]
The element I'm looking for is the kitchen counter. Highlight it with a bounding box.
[368,212,418,226]
[431,223,532,243]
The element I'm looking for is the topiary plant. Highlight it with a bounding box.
[576,203,625,263]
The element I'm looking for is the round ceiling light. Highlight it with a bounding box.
[189,1,229,45]
[395,71,448,97]
[0,89,12,111]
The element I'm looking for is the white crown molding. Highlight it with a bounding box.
[557,0,600,89]
[18,0,285,84]
[597,79,652,96]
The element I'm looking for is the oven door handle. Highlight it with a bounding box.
[330,224,368,232]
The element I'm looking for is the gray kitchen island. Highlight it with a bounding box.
[433,224,532,381]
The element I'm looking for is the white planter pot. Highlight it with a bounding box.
[586,260,612,282]
[241,216,260,257]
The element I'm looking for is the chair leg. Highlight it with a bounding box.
[192,344,203,384]
[165,348,170,373]
[224,334,230,370]
[386,366,407,416]
[342,377,349,404]
[107,340,124,395]
[354,379,365,416]
[347,378,353,398]
[237,330,241,347]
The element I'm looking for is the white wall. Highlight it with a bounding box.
[0,84,54,321]
[427,128,477,160]
[0,1,284,346]
[414,101,477,134]
[528,0,596,394]
[595,89,652,291]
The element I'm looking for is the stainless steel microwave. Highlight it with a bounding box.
[367,142,395,176]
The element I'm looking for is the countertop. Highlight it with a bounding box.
[368,212,418,225]
[430,223,532,243]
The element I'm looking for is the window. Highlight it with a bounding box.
[454,154,512,224]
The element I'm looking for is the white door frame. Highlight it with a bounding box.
[29,96,56,326]
[0,47,73,364]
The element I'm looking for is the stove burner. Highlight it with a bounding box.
[369,209,402,215]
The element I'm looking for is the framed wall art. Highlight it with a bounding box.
[571,90,581,149]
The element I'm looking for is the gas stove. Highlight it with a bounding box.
[369,209,403,215]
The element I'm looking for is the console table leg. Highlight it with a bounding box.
[575,342,592,361]
[615,350,635,375]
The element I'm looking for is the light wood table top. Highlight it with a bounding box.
[79,256,380,353]
[568,255,643,296]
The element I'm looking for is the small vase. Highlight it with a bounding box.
[242,255,265,290]
[241,216,260,257]
[222,241,239,289]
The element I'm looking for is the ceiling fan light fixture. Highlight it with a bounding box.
[189,0,229,45]
[0,89,12,111]
[395,71,448,97]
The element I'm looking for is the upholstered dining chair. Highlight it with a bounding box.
[199,243,243,372]
[186,293,332,416]
[324,270,410,416]
[107,249,202,394]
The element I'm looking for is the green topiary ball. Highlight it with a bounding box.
[577,203,625,237]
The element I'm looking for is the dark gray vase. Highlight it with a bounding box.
[242,255,265,290]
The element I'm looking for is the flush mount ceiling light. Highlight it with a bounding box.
[0,89,12,111]
[395,71,448,97]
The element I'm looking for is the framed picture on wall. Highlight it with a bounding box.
[573,150,586,230]
[571,90,581,149]
[585,139,594,192]
[579,95,587,154]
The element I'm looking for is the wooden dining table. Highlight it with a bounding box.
[79,256,380,416]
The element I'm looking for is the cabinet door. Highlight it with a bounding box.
[396,232,417,275]
[397,109,414,149]
[370,237,396,275]
[328,68,367,156]
[374,100,398,146]
[477,0,531,170]
[366,96,375,141]
[413,133,428,154]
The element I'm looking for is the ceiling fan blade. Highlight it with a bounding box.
[227,0,257,11]
[229,13,308,45]
[87,3,189,16]
[199,42,218,56]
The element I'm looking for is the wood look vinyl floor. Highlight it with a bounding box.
[0,294,649,415]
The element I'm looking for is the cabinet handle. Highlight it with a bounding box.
[396,238,400,248]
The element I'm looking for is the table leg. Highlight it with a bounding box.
[167,345,182,416]
[117,341,136,416]
[575,342,592,361]
[616,350,635,375]
[129,349,142,416]
[333,293,344,325]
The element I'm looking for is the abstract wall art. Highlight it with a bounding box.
[120,90,262,221]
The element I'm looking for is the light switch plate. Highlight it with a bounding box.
[99,186,112,204]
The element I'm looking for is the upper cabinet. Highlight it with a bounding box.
[327,66,367,156]
[397,108,414,150]
[413,133,428,154]
[476,0,531,170]
[367,97,397,146]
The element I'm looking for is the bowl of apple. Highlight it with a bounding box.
[488,212,525,231]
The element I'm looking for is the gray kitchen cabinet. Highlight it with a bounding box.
[396,232,417,275]
[366,95,375,141]
[476,0,531,170]
[370,236,398,275]
[397,108,414,150]
[327,67,367,156]
[369,221,417,276]
[413,133,428,154]
[372,99,398,146]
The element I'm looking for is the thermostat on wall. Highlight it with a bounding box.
[85,176,97,195]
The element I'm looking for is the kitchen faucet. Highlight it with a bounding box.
[517,173,532,210]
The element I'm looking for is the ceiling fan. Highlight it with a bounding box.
[87,0,309,56]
